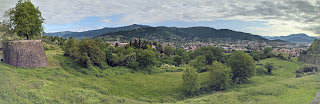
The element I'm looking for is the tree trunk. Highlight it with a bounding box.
[27,35,31,40]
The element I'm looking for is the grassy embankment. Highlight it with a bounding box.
[0,46,319,103]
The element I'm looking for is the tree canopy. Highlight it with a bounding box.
[3,0,44,40]
[182,66,199,95]
[208,61,232,90]
[228,51,255,84]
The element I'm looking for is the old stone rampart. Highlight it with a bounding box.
[3,40,47,68]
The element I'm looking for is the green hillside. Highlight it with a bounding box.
[0,47,318,103]
[60,24,150,39]
[97,26,269,42]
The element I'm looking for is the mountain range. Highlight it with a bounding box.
[44,24,150,38]
[263,34,317,44]
[44,24,315,43]
[62,24,150,39]
[97,26,268,42]
[43,31,73,37]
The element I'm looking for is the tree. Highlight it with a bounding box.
[263,47,273,58]
[250,52,260,61]
[77,39,106,67]
[311,39,320,54]
[228,51,255,84]
[115,43,119,47]
[192,46,224,64]
[173,55,183,66]
[156,44,163,53]
[3,0,44,40]
[63,38,79,59]
[263,62,275,74]
[164,46,174,56]
[182,66,199,96]
[152,41,158,46]
[208,61,232,90]
[189,55,207,72]
[136,49,157,71]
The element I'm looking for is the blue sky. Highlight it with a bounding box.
[1,0,319,36]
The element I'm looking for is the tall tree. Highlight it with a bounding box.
[208,61,232,90]
[228,51,255,84]
[182,66,199,96]
[3,0,44,40]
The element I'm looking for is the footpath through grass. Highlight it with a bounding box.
[0,50,319,103]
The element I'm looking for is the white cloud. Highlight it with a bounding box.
[0,0,319,36]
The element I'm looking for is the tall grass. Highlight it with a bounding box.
[0,50,319,104]
[178,58,320,104]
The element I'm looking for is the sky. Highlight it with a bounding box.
[0,0,319,37]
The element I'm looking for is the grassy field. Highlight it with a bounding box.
[0,49,319,103]
[178,58,320,103]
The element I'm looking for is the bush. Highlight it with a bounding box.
[182,66,200,96]
[208,61,232,90]
[228,51,256,84]
[263,62,275,74]
[296,64,318,77]
[278,52,290,61]
[256,67,267,75]
[189,56,207,73]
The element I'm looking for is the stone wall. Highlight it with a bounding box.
[3,40,47,68]
[311,91,320,104]
[298,54,320,65]
[0,42,3,61]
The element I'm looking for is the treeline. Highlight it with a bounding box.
[62,38,189,73]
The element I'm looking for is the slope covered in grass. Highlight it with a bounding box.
[178,58,320,104]
[0,51,184,103]
[0,50,319,104]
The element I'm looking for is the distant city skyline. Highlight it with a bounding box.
[1,0,319,36]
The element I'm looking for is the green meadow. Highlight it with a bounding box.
[0,50,319,103]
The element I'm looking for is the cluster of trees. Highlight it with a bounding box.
[182,51,256,95]
[249,47,291,61]
[63,38,232,74]
[63,38,194,73]
[62,38,287,96]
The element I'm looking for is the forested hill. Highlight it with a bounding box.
[263,34,317,44]
[43,31,73,37]
[60,24,150,39]
[97,26,269,42]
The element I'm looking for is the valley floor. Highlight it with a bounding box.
[0,51,319,103]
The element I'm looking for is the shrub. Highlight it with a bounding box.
[228,51,256,84]
[208,61,232,90]
[296,64,318,77]
[263,62,275,74]
[182,66,200,96]
[278,52,290,61]
[256,67,267,75]
[189,55,207,73]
